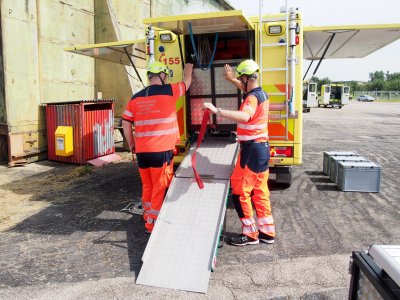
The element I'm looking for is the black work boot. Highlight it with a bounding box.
[230,234,259,246]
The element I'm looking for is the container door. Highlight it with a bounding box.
[65,40,146,68]
[322,85,331,105]
[308,83,318,107]
[342,86,350,104]
[143,11,254,35]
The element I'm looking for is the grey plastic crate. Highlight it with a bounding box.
[337,161,381,192]
[323,151,357,175]
[330,156,369,183]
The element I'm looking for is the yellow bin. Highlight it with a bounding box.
[55,126,74,156]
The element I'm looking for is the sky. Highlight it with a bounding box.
[226,0,400,82]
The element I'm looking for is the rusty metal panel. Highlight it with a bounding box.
[47,102,78,163]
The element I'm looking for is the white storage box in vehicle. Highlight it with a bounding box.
[330,156,369,183]
[349,245,400,299]
[323,151,357,175]
[337,161,381,192]
[369,245,400,288]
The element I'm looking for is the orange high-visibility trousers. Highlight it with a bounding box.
[230,143,275,240]
[137,150,174,232]
[138,168,152,221]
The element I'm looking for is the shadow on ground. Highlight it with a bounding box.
[0,156,293,288]
[0,156,148,288]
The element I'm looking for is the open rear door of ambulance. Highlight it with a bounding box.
[303,23,400,79]
[143,10,254,34]
[65,39,147,89]
[65,39,146,67]
[143,11,255,135]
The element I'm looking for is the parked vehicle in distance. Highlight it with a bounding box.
[319,84,350,108]
[357,95,375,102]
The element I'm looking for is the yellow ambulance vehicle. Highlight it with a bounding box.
[66,9,400,186]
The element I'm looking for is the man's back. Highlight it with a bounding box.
[122,82,185,153]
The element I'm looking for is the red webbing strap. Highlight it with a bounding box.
[191,109,211,189]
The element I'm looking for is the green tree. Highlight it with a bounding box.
[386,72,400,81]
[369,71,385,82]
[386,79,400,91]
[348,80,360,93]
[366,80,385,91]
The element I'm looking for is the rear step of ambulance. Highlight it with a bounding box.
[136,135,238,293]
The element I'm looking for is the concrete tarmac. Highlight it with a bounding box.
[0,101,399,299]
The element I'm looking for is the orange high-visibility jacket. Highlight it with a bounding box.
[237,87,269,142]
[122,82,186,153]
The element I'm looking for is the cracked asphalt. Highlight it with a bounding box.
[0,101,399,299]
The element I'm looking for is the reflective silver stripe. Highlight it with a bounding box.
[135,117,176,126]
[242,105,255,115]
[143,202,151,208]
[258,216,274,225]
[259,225,275,234]
[124,109,133,117]
[148,209,159,216]
[147,217,154,224]
[136,127,178,137]
[237,123,268,130]
[237,133,268,141]
[242,224,257,234]
[241,217,255,226]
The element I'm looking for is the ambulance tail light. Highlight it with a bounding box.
[270,146,293,157]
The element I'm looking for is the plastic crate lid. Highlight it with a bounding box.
[331,156,367,162]
[324,151,356,156]
[339,161,381,169]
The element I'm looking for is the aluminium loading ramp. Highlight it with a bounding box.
[136,135,239,293]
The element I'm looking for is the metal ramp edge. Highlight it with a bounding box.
[136,136,239,293]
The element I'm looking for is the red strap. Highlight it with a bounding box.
[191,109,211,189]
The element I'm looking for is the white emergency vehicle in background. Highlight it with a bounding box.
[319,84,350,108]
[303,82,318,112]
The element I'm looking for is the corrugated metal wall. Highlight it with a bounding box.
[0,0,232,164]
[46,100,114,164]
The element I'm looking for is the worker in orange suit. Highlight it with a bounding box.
[203,59,275,246]
[122,61,193,233]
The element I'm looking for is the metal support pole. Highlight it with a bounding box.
[123,47,145,88]
[312,33,336,78]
